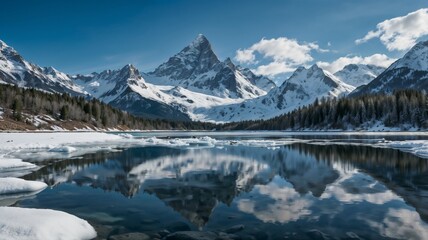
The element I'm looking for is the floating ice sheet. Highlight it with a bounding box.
[0,207,97,240]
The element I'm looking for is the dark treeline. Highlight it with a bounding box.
[0,84,216,130]
[226,89,428,130]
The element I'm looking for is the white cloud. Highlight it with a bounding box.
[356,8,428,51]
[235,49,256,64]
[317,54,397,73]
[253,61,296,76]
[235,37,325,76]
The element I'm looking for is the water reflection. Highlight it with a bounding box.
[21,141,428,238]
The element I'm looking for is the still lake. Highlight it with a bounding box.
[12,132,428,239]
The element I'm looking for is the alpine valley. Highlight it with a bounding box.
[1,34,427,124]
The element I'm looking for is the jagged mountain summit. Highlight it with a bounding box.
[0,40,82,95]
[351,40,428,96]
[146,34,273,98]
[200,64,355,122]
[72,64,147,101]
[334,64,385,87]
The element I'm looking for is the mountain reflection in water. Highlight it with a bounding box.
[21,142,428,239]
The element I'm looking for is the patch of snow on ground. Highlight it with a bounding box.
[0,158,38,178]
[0,177,47,195]
[0,158,37,173]
[0,132,122,153]
[0,207,97,240]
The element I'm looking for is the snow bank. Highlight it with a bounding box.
[0,177,47,195]
[0,158,37,173]
[0,132,125,162]
[0,207,97,240]
[0,132,122,152]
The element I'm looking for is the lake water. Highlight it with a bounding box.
[12,133,428,239]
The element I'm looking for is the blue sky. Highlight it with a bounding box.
[0,0,427,78]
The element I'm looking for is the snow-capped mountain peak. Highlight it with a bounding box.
[0,40,10,50]
[0,39,83,94]
[42,66,69,80]
[191,33,210,47]
[286,64,346,91]
[0,40,26,65]
[388,40,428,71]
[199,64,355,123]
[151,34,220,81]
[146,35,267,99]
[351,40,428,96]
[334,64,386,87]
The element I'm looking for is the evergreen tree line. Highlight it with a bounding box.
[225,89,428,130]
[0,84,216,130]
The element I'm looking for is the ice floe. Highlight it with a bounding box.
[0,132,122,152]
[0,177,47,195]
[48,146,77,153]
[0,177,47,206]
[137,136,304,149]
[380,140,428,158]
[0,158,38,177]
[0,207,97,240]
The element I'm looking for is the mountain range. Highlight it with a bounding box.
[1,35,427,123]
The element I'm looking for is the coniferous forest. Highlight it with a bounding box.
[0,84,216,130]
[1,83,427,131]
[225,89,428,131]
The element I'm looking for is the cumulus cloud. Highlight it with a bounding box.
[235,37,327,76]
[235,49,256,64]
[317,54,397,73]
[356,8,428,51]
[253,61,296,76]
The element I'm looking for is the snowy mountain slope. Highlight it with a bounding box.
[351,40,428,96]
[198,65,355,122]
[72,64,148,102]
[238,66,276,92]
[128,83,244,120]
[0,40,84,95]
[146,34,269,99]
[72,64,248,120]
[334,64,385,87]
[72,65,191,121]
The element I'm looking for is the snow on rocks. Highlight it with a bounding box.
[0,207,97,240]
[0,177,47,195]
